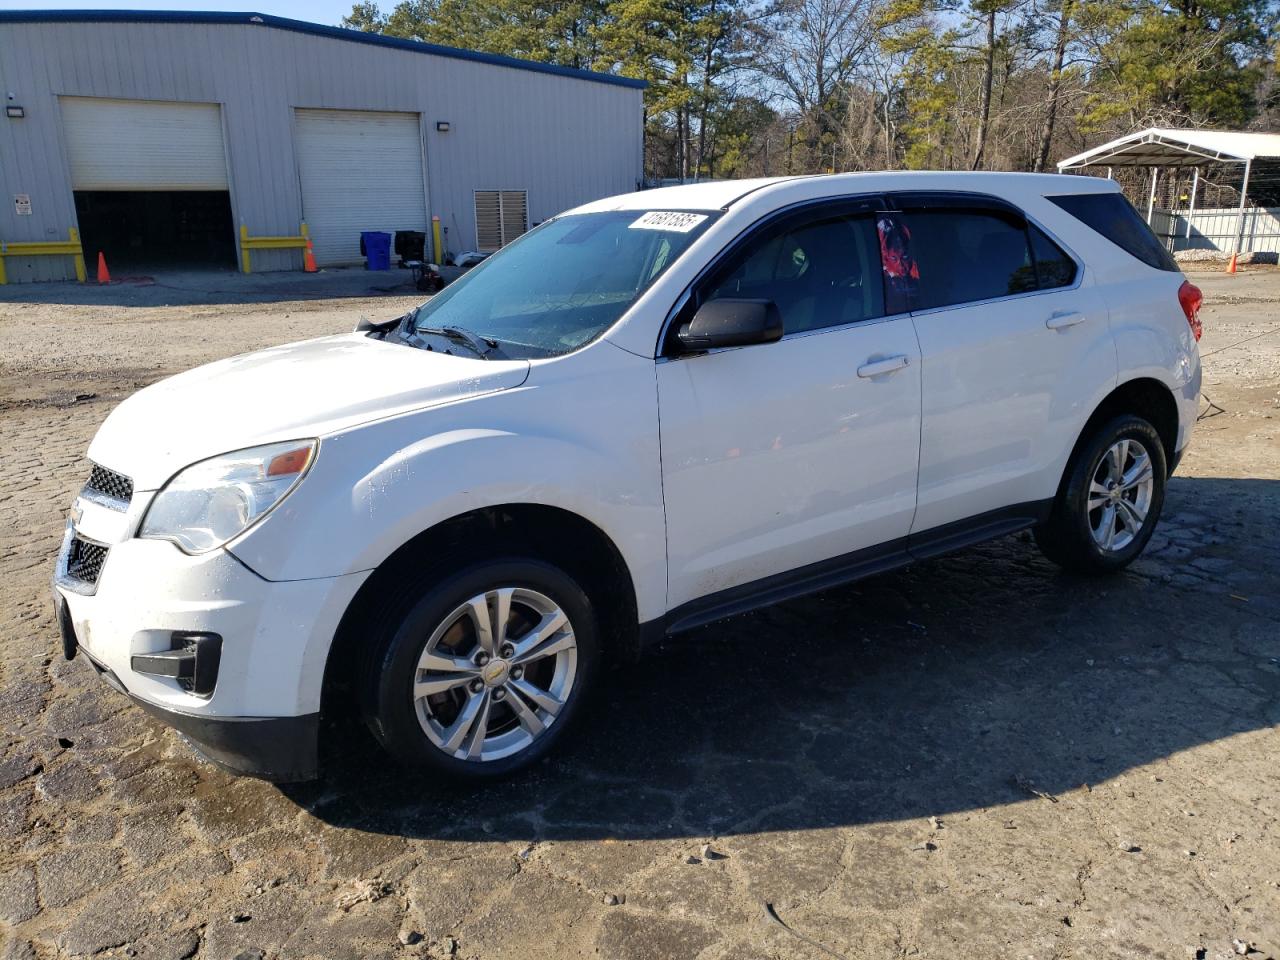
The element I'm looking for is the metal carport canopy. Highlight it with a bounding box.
[1058,128,1280,169]
[1057,128,1280,257]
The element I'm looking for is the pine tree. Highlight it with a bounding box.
[1079,0,1273,129]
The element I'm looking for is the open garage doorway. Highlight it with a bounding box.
[60,96,236,273]
[73,191,236,270]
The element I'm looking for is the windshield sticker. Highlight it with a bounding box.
[629,211,708,233]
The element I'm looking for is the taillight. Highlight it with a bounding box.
[1178,280,1203,341]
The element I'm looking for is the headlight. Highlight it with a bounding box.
[140,440,317,554]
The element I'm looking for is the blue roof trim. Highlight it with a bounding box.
[0,9,649,90]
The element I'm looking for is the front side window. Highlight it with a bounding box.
[408,209,717,358]
[702,214,886,334]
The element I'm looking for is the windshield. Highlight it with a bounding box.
[408,209,718,358]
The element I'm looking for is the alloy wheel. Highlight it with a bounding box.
[1087,438,1155,552]
[411,587,577,762]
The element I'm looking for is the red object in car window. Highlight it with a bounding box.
[877,215,919,314]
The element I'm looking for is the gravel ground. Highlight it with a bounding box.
[1,267,1278,960]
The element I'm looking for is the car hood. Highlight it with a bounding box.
[87,333,530,490]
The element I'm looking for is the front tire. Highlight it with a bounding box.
[359,557,599,779]
[1034,414,1167,574]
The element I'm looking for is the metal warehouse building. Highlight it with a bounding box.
[0,10,645,282]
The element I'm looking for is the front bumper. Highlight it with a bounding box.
[53,527,366,781]
[67,630,320,780]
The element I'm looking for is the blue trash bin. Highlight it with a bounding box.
[361,231,392,271]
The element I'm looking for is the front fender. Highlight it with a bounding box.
[228,343,667,622]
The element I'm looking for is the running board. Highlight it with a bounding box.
[659,500,1051,639]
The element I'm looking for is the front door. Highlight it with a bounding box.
[657,202,923,613]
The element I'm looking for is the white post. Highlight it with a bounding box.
[1232,158,1252,258]
[1106,166,1113,179]
[1147,166,1159,224]
[1186,168,1199,240]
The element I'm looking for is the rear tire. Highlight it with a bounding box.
[1034,414,1167,575]
[359,557,599,780]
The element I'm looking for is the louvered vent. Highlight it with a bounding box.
[474,190,528,252]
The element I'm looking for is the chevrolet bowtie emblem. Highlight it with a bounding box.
[482,660,509,685]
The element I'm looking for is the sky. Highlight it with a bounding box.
[10,0,356,28]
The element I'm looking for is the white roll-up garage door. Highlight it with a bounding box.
[60,97,228,190]
[294,109,427,266]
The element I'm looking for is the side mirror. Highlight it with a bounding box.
[676,298,783,352]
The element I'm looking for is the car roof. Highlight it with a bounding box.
[567,171,1122,215]
[571,177,819,212]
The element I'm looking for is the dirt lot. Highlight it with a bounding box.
[1,267,1278,960]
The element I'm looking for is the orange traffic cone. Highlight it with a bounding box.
[96,251,111,284]
[303,239,318,273]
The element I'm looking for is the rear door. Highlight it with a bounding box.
[888,192,1116,537]
[657,199,922,613]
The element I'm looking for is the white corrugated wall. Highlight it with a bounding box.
[1152,206,1280,254]
[0,18,645,281]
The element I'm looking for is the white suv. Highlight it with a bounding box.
[54,173,1203,782]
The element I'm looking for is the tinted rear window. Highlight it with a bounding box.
[903,210,1038,310]
[1048,192,1178,272]
[1029,225,1078,289]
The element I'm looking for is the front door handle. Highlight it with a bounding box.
[1046,310,1086,330]
[857,354,911,378]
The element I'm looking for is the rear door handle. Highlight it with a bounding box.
[1046,311,1086,330]
[857,355,911,378]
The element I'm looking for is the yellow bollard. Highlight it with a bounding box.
[70,227,86,283]
[240,224,252,274]
[432,215,443,264]
[300,223,312,272]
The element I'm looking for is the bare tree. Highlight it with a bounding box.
[862,47,910,169]
[1032,0,1073,170]
[971,2,998,168]
[752,0,883,170]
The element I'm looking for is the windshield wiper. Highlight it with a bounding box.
[416,324,497,358]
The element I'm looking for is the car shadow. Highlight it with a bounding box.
[282,475,1280,842]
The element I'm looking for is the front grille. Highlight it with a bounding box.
[65,535,108,586]
[84,464,133,506]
